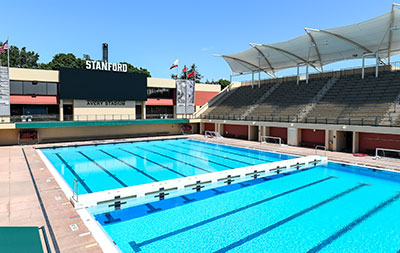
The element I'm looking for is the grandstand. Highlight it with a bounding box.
[197,4,400,156]
[204,66,400,127]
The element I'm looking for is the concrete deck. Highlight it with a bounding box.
[0,134,399,252]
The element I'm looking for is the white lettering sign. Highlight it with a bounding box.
[86,100,126,106]
[85,60,128,72]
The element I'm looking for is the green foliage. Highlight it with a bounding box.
[119,62,151,77]
[0,44,40,68]
[218,79,230,89]
[0,43,151,77]
[40,53,86,70]
[173,64,202,82]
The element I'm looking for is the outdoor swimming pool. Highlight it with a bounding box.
[89,162,400,252]
[41,139,295,194]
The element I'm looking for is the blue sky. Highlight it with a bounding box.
[1,0,398,81]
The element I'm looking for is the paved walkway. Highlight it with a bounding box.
[190,135,400,171]
[0,146,101,253]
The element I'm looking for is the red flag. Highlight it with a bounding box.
[187,72,194,78]
[182,67,187,72]
[0,40,8,55]
[169,59,179,69]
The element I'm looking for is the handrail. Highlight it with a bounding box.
[375,147,400,159]
[72,179,79,202]
[315,145,327,156]
[39,226,52,253]
[261,136,282,145]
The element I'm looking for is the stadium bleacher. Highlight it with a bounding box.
[204,68,400,127]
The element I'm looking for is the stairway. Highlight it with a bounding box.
[296,76,338,122]
[241,82,281,119]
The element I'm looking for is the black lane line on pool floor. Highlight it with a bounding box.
[167,143,254,166]
[119,148,187,177]
[77,151,128,188]
[99,150,159,182]
[55,153,93,193]
[308,192,400,253]
[128,176,336,252]
[134,146,212,173]
[214,183,368,253]
[185,141,274,163]
[153,145,234,170]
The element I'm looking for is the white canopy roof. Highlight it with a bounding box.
[218,6,400,75]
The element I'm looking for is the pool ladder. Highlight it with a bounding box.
[72,179,79,202]
[315,145,327,156]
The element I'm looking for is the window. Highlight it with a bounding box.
[10,80,58,95]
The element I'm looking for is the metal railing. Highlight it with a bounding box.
[72,179,79,202]
[315,145,327,156]
[199,114,400,127]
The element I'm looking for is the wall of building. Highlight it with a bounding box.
[72,100,136,120]
[359,132,400,154]
[223,124,248,138]
[10,68,59,82]
[204,123,215,131]
[301,129,325,147]
[269,127,288,143]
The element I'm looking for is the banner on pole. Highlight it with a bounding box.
[0,67,10,116]
[176,79,195,114]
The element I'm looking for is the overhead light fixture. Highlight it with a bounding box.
[390,25,399,31]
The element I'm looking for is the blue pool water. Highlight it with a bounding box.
[41,139,294,194]
[90,162,400,252]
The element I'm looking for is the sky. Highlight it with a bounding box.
[1,0,399,81]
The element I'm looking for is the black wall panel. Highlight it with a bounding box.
[59,68,147,101]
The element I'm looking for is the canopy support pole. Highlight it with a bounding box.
[361,56,365,79]
[258,71,261,88]
[229,74,232,91]
[376,53,379,78]
[306,63,309,84]
[251,72,254,89]
[296,64,300,85]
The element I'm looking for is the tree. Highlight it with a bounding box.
[120,62,151,77]
[0,44,40,68]
[188,64,203,83]
[40,53,86,70]
[218,79,230,89]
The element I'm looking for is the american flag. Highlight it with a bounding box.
[0,40,8,55]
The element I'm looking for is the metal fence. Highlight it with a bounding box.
[199,114,400,127]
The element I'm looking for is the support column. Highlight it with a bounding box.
[325,129,330,150]
[132,101,136,120]
[306,63,309,84]
[353,131,359,154]
[142,101,146,119]
[258,71,261,88]
[200,122,205,134]
[375,53,379,78]
[296,64,300,85]
[251,72,254,89]
[361,56,365,79]
[59,99,64,121]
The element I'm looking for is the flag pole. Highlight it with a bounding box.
[177,64,179,80]
[7,36,10,71]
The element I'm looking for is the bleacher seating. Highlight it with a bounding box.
[203,69,400,126]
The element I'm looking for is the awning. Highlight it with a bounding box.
[218,5,400,75]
